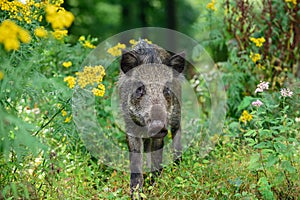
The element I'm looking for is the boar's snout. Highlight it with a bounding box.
[147,104,168,138]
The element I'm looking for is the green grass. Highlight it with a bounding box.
[1,134,299,199]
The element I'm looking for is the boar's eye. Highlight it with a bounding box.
[163,86,172,98]
[135,85,146,99]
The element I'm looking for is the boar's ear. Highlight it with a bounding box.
[120,50,139,74]
[168,51,185,73]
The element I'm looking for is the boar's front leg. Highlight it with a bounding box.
[151,138,164,175]
[127,135,143,198]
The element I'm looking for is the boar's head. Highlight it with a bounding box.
[119,41,185,138]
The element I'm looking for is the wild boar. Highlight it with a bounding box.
[118,40,185,198]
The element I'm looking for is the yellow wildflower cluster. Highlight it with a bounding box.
[79,36,96,49]
[0,0,43,24]
[64,76,76,89]
[34,26,48,38]
[83,41,96,49]
[92,84,105,97]
[76,65,106,88]
[52,29,68,40]
[0,71,4,80]
[45,0,64,6]
[62,61,72,68]
[250,37,265,47]
[60,108,72,123]
[45,5,74,30]
[249,52,261,63]
[0,20,31,51]
[129,39,152,47]
[239,110,253,124]
[129,39,138,46]
[206,0,217,11]
[107,43,126,56]
[63,65,106,97]
[143,38,152,44]
[285,0,297,6]
[65,115,72,123]
[61,109,67,116]
[44,4,74,40]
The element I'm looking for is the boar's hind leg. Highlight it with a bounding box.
[172,126,182,164]
[127,135,144,197]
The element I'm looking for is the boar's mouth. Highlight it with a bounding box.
[147,120,168,138]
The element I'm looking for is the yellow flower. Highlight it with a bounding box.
[239,110,253,124]
[65,115,72,123]
[52,29,68,40]
[3,38,20,51]
[257,63,266,70]
[45,5,74,30]
[92,84,105,97]
[64,76,76,89]
[62,61,72,68]
[285,0,297,6]
[51,0,64,7]
[144,38,152,44]
[61,109,67,117]
[107,43,126,56]
[79,36,85,41]
[78,36,96,49]
[250,52,261,63]
[83,41,96,49]
[0,20,31,51]
[129,39,138,46]
[0,71,4,80]
[206,0,217,11]
[45,4,57,16]
[0,0,41,23]
[18,29,31,43]
[34,27,48,38]
[76,65,106,88]
[38,15,43,22]
[250,37,265,47]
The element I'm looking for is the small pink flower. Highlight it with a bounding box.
[280,88,293,97]
[252,99,263,107]
[255,81,269,93]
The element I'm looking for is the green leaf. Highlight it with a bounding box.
[245,138,257,146]
[274,142,287,153]
[281,161,296,173]
[258,177,274,200]
[244,130,256,137]
[259,129,272,138]
[248,153,260,170]
[11,182,18,198]
[140,193,147,199]
[266,154,279,168]
[254,142,268,149]
[229,121,239,130]
[238,96,256,112]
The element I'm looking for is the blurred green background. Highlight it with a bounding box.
[63,0,229,62]
[64,0,199,40]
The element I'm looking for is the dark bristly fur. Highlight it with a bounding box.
[118,40,185,199]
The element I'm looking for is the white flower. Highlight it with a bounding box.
[252,99,263,107]
[280,88,293,97]
[255,81,269,93]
